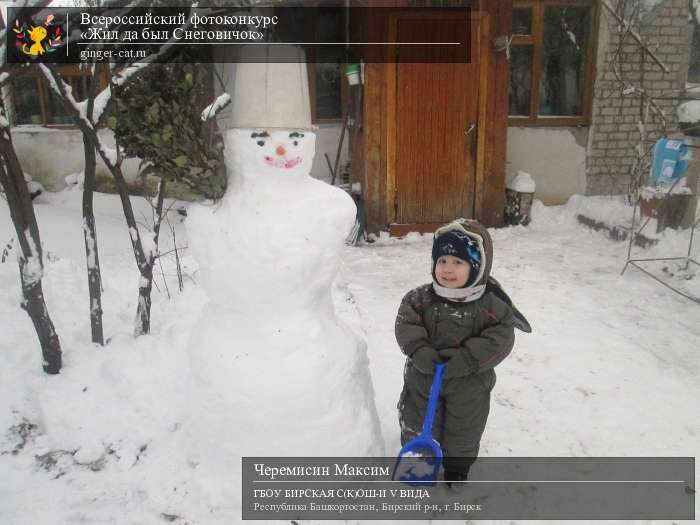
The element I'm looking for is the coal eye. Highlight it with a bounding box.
[257,141,265,147]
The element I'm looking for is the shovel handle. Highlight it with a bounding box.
[421,362,446,437]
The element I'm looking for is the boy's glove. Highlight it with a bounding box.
[409,347,441,374]
[438,347,478,378]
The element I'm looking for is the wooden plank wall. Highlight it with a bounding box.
[355,5,395,235]
[353,1,511,233]
[478,0,512,226]
[361,61,388,234]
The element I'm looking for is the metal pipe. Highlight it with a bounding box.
[628,262,700,304]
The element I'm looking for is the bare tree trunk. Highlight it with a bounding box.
[81,67,104,345]
[134,177,166,336]
[0,133,62,374]
[135,266,154,337]
[82,135,104,345]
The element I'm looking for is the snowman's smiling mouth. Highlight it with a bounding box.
[264,156,302,169]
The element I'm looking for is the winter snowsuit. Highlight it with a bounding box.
[395,220,527,475]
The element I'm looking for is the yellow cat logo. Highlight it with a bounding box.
[24,25,48,56]
[13,14,64,59]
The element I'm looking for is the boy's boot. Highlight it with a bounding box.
[444,468,470,493]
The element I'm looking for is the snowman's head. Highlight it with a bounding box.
[230,128,316,179]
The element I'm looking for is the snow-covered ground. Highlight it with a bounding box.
[1,189,699,524]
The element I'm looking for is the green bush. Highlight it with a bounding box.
[106,59,226,200]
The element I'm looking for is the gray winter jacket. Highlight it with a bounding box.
[395,284,515,378]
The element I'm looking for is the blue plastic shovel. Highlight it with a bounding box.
[392,362,447,485]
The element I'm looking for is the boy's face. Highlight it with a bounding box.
[435,255,470,288]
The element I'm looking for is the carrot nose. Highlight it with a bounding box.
[275,145,286,156]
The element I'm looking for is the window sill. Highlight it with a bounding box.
[10,124,77,131]
[508,116,590,127]
[312,118,343,125]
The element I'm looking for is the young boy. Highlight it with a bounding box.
[395,219,529,485]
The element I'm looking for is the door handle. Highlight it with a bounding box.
[464,122,476,136]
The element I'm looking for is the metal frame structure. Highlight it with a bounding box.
[622,177,700,305]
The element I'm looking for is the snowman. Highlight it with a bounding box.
[183,47,383,504]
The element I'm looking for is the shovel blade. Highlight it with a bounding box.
[392,437,443,485]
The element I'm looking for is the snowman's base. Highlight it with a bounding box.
[185,306,383,458]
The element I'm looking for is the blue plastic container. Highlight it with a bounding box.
[649,138,689,187]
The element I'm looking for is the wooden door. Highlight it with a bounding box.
[389,12,482,229]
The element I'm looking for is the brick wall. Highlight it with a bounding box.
[586,0,693,195]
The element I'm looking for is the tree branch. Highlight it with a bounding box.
[601,0,670,74]
[40,64,149,273]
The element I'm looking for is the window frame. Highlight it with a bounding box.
[688,10,700,84]
[308,62,347,124]
[9,65,109,128]
[304,8,348,124]
[508,0,599,127]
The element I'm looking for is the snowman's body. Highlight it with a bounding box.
[185,128,383,472]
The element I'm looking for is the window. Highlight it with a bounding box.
[508,1,598,126]
[310,8,344,121]
[9,66,108,127]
